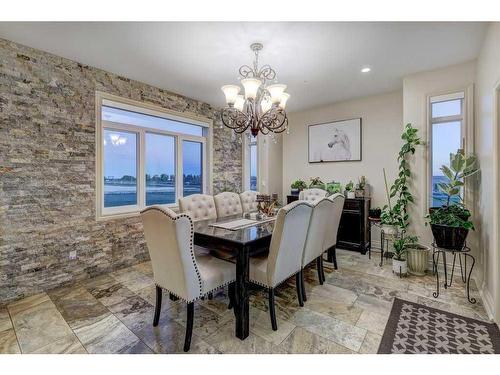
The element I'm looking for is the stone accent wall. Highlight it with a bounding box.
[0,38,242,304]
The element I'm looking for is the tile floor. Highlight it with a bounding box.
[0,249,490,354]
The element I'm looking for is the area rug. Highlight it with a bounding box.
[378,298,500,354]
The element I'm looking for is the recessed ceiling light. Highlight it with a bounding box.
[361,67,371,73]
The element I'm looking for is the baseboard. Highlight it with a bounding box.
[478,282,495,322]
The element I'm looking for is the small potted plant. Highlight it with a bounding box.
[426,150,478,250]
[326,181,342,196]
[290,179,307,195]
[344,180,355,199]
[355,176,367,198]
[391,235,418,276]
[309,177,325,190]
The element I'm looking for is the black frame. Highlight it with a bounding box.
[308,117,362,163]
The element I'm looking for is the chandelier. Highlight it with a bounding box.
[220,43,290,137]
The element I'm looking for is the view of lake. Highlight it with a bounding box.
[104,180,201,207]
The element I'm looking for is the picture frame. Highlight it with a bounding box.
[308,118,362,163]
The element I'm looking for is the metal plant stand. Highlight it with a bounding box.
[432,242,476,304]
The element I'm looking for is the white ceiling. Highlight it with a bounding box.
[0,22,488,112]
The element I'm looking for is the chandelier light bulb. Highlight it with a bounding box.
[241,78,261,100]
[279,93,290,109]
[267,84,287,104]
[221,85,241,105]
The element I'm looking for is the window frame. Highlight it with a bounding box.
[426,90,468,209]
[95,92,212,220]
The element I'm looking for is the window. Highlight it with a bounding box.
[248,136,258,191]
[429,92,465,207]
[97,93,211,218]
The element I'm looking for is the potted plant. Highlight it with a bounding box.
[406,242,431,276]
[309,177,325,190]
[326,181,342,196]
[426,150,478,250]
[355,176,367,198]
[290,179,307,195]
[392,235,418,276]
[380,124,422,268]
[344,180,355,199]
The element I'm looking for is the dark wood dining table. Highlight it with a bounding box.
[193,214,275,340]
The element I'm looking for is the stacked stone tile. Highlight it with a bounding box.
[0,38,242,304]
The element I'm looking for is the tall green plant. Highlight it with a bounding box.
[381,123,422,231]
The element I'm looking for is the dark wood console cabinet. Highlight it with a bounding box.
[286,194,370,254]
[337,198,370,254]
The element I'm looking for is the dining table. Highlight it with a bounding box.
[193,214,275,340]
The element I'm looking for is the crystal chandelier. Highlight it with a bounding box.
[220,43,290,137]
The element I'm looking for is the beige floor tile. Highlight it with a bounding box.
[0,329,21,354]
[31,334,86,354]
[358,332,382,354]
[205,324,275,354]
[291,308,367,352]
[275,327,353,354]
[248,308,296,345]
[8,293,74,353]
[355,310,389,336]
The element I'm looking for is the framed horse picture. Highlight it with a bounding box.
[308,118,362,163]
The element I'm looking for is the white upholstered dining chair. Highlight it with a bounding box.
[140,206,236,352]
[239,190,260,213]
[249,201,313,330]
[214,191,243,218]
[178,194,217,222]
[298,188,328,203]
[301,198,333,295]
[323,193,345,270]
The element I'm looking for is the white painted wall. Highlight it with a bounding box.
[283,90,403,208]
[475,22,500,323]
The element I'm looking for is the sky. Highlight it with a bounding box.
[104,130,202,178]
[431,99,462,176]
[103,105,204,178]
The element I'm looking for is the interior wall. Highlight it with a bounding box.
[475,22,500,322]
[402,61,476,251]
[0,38,242,304]
[282,90,403,209]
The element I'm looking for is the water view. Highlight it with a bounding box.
[104,174,202,207]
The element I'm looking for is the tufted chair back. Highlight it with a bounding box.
[178,194,217,222]
[323,193,345,251]
[267,201,313,287]
[299,188,328,203]
[140,206,202,302]
[302,198,334,266]
[214,192,243,218]
[239,190,260,213]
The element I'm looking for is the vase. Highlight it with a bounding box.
[392,258,407,276]
[407,244,430,276]
[346,191,355,199]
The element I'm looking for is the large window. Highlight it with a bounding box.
[429,92,465,207]
[97,93,210,218]
[244,136,259,191]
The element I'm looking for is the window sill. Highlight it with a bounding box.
[96,205,180,221]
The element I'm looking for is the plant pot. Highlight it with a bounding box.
[369,208,381,219]
[392,258,407,276]
[431,224,469,250]
[310,184,325,190]
[355,189,365,198]
[346,191,355,199]
[290,188,299,195]
[406,244,430,276]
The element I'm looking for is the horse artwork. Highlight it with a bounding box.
[308,118,361,162]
